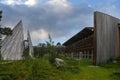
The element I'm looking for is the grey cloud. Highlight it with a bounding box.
[0,2,94,44]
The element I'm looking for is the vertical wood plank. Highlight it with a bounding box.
[95,11,120,64]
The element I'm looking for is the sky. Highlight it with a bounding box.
[0,0,120,46]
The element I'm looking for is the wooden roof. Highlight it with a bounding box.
[63,27,94,46]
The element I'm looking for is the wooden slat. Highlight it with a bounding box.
[95,11,120,65]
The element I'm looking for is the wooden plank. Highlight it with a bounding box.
[95,11,120,65]
[117,27,119,57]
[93,12,97,65]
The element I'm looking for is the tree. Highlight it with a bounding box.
[22,48,31,60]
[0,10,2,60]
[56,42,61,46]
[0,11,2,21]
[34,43,47,57]
[0,11,12,35]
[56,42,63,54]
[45,34,58,64]
[0,27,12,35]
[0,11,2,60]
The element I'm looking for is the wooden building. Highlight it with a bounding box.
[63,11,120,65]
[94,11,120,65]
[63,27,94,60]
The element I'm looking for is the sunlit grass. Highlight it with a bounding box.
[0,56,120,80]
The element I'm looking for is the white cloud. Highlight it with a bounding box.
[25,0,37,7]
[0,0,37,6]
[46,0,72,14]
[47,0,70,7]
[31,29,48,40]
[0,0,71,10]
[0,0,23,5]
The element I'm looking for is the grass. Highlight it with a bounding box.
[0,55,120,80]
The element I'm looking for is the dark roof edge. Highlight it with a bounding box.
[63,27,94,46]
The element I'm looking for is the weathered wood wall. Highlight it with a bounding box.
[64,34,94,60]
[94,11,120,65]
[64,35,93,53]
[1,21,24,60]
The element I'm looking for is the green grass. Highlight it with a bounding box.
[0,56,120,80]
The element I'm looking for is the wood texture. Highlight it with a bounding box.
[1,21,24,60]
[1,21,34,60]
[118,28,120,57]
[27,31,34,58]
[94,11,120,65]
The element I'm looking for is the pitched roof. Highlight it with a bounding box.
[63,27,94,46]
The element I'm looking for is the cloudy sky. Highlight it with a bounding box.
[0,0,120,45]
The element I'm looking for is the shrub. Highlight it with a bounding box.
[22,48,31,60]
[111,72,120,80]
